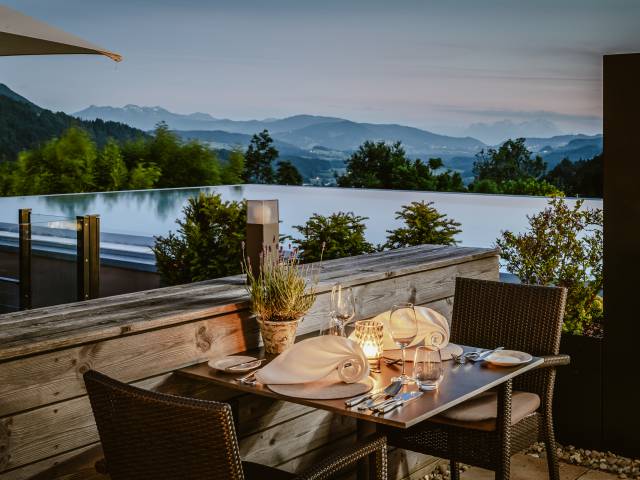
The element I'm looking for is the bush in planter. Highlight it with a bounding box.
[384,201,462,249]
[153,193,246,285]
[291,212,376,262]
[496,197,603,335]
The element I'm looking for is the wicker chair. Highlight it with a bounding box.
[84,370,388,480]
[383,277,569,480]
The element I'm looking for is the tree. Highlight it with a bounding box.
[243,129,278,184]
[496,197,603,335]
[132,123,220,188]
[221,147,245,184]
[384,201,461,249]
[8,127,97,195]
[152,193,246,285]
[128,162,161,190]
[94,140,128,191]
[472,138,546,184]
[545,154,603,198]
[276,161,303,185]
[292,212,375,262]
[470,177,563,196]
[337,141,466,192]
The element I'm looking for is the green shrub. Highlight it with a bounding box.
[153,193,246,285]
[292,212,375,262]
[496,197,603,335]
[384,201,461,248]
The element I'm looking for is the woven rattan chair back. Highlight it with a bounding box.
[84,370,245,480]
[450,277,566,398]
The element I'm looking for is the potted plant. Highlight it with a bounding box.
[496,197,604,448]
[244,246,318,354]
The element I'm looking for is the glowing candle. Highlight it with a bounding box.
[354,320,384,370]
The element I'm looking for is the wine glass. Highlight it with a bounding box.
[389,303,418,384]
[330,284,356,337]
[413,346,444,391]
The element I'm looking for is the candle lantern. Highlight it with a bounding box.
[246,200,279,276]
[354,319,384,371]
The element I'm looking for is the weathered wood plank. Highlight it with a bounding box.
[0,246,497,361]
[0,311,257,417]
[0,258,495,418]
[0,444,103,480]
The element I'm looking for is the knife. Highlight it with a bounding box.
[358,381,403,410]
[345,381,402,407]
[375,391,423,414]
[470,346,504,362]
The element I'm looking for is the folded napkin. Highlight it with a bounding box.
[255,336,369,385]
[372,306,450,350]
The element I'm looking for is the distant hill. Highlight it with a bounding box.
[0,84,147,162]
[175,130,312,157]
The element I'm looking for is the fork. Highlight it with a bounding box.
[237,372,257,385]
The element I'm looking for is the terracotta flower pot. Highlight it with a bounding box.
[258,317,300,354]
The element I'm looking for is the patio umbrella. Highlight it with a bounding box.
[0,5,121,62]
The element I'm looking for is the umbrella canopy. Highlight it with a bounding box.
[0,5,121,62]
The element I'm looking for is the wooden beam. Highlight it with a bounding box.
[603,52,640,457]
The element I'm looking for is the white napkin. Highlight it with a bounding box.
[254,336,369,385]
[372,306,450,350]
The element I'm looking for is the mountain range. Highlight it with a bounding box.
[74,105,485,158]
[0,83,603,185]
[0,84,145,162]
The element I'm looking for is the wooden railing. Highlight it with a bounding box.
[0,244,499,479]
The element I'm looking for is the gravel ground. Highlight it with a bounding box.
[524,442,640,479]
[420,444,640,479]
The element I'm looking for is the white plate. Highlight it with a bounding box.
[484,350,532,367]
[208,356,262,373]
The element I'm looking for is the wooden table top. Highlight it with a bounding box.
[177,343,543,429]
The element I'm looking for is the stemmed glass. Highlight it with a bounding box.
[389,303,418,384]
[329,284,356,337]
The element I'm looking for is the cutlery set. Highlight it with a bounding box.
[344,380,423,414]
[452,346,504,364]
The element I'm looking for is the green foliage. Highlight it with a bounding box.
[152,193,247,285]
[275,161,303,186]
[496,197,603,335]
[1,122,225,196]
[385,201,461,249]
[121,122,220,188]
[243,247,317,322]
[473,138,547,184]
[94,140,128,191]
[337,141,465,192]
[243,129,278,184]
[128,163,162,190]
[221,147,245,184]
[545,154,603,198]
[471,177,564,196]
[292,212,375,263]
[8,127,97,195]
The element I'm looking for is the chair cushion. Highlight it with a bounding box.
[430,390,540,432]
[243,461,296,480]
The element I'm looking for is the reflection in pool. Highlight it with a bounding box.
[0,185,602,248]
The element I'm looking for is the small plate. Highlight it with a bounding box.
[208,356,262,373]
[484,350,532,367]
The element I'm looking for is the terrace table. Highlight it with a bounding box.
[178,341,543,479]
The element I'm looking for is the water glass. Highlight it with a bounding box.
[330,284,356,337]
[413,346,444,391]
[389,303,418,384]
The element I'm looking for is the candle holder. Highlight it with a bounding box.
[354,319,384,372]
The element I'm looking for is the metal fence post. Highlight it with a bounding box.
[18,208,31,310]
[77,214,100,301]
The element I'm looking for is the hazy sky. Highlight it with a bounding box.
[2,0,639,139]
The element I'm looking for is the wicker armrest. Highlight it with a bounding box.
[538,354,571,368]
[294,434,387,480]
